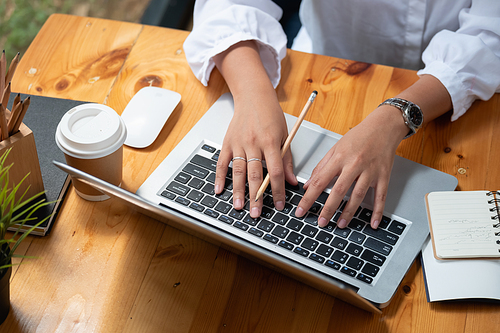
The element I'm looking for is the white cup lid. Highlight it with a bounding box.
[55,103,127,159]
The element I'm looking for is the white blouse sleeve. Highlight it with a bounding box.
[183,0,287,88]
[418,0,500,121]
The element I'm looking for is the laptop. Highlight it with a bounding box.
[54,92,458,313]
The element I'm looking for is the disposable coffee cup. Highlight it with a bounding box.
[55,103,127,201]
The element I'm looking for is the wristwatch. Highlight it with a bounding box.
[379,98,423,139]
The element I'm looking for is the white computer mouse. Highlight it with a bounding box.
[121,86,181,148]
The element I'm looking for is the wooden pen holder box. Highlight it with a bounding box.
[0,122,44,201]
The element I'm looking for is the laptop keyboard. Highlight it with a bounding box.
[160,144,408,286]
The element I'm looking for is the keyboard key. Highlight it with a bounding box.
[206,173,216,183]
[215,190,232,201]
[187,190,204,202]
[257,220,275,232]
[348,218,365,231]
[302,238,319,251]
[263,195,274,208]
[356,273,373,284]
[215,202,232,214]
[316,244,334,257]
[331,250,349,264]
[360,249,386,266]
[272,225,289,238]
[233,221,249,231]
[290,194,302,206]
[286,231,305,245]
[189,202,204,212]
[378,216,391,229]
[361,263,380,277]
[348,231,366,244]
[201,183,215,195]
[388,220,406,235]
[285,190,293,202]
[364,237,393,256]
[325,260,341,270]
[345,243,363,256]
[201,196,218,208]
[304,213,319,226]
[201,144,216,153]
[261,207,274,219]
[188,177,204,190]
[315,230,333,244]
[243,214,260,226]
[309,203,322,214]
[293,247,309,257]
[175,197,190,206]
[190,154,217,171]
[346,257,364,270]
[263,234,279,244]
[333,227,351,238]
[174,172,191,184]
[357,208,373,223]
[363,226,399,245]
[322,221,336,232]
[272,212,289,225]
[160,191,176,200]
[290,207,305,220]
[287,219,304,231]
[228,209,246,220]
[218,215,234,224]
[340,266,357,277]
[278,240,294,250]
[331,237,348,250]
[282,203,293,214]
[309,253,325,264]
[301,225,318,238]
[203,209,219,218]
[183,163,210,179]
[249,226,265,236]
[167,182,190,196]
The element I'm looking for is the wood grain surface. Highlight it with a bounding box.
[2,13,498,332]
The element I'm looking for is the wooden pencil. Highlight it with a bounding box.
[254,90,318,202]
[2,81,11,107]
[8,100,23,135]
[5,52,20,85]
[0,104,8,141]
[11,96,30,134]
[0,51,5,102]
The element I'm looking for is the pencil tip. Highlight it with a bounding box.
[313,90,318,95]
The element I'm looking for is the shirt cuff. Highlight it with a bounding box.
[417,61,469,122]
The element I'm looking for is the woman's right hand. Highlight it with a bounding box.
[214,91,297,218]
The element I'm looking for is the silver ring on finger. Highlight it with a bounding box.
[247,158,262,163]
[231,156,247,162]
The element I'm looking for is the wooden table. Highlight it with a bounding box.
[2,14,499,332]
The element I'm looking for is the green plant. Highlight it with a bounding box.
[0,148,50,271]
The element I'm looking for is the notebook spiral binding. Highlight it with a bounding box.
[487,192,500,246]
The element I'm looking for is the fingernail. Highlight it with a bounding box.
[372,220,380,229]
[215,184,221,193]
[251,207,260,218]
[318,217,328,227]
[295,207,305,217]
[338,219,347,228]
[234,199,243,209]
[275,201,284,211]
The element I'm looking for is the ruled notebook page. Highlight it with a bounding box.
[426,191,500,259]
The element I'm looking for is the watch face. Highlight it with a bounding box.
[408,106,423,127]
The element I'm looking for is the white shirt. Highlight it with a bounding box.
[184,0,500,121]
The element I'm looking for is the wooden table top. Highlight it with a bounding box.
[2,13,499,332]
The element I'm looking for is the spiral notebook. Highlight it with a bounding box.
[425,190,500,260]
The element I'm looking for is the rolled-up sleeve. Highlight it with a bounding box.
[418,0,500,121]
[183,0,287,88]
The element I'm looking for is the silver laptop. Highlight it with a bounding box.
[54,92,458,313]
